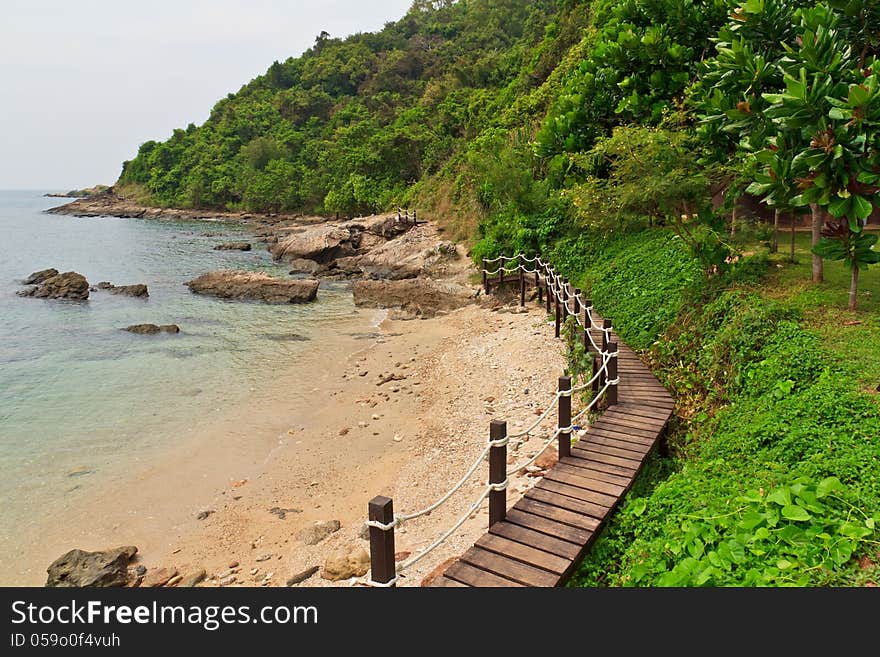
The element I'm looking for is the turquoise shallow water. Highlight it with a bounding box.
[0,191,375,553]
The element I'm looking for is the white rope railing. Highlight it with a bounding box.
[365,253,622,586]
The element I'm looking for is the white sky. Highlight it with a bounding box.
[0,0,414,190]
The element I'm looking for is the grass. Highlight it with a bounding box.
[764,231,880,392]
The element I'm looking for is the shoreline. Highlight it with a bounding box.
[3,300,566,587]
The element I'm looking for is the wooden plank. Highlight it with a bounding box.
[626,397,675,410]
[543,466,626,497]
[578,438,648,459]
[429,575,468,587]
[514,498,601,532]
[535,478,618,508]
[556,458,632,486]
[600,413,666,430]
[489,521,582,560]
[564,452,639,478]
[590,419,659,439]
[475,533,571,575]
[459,546,560,587]
[614,403,673,420]
[444,560,524,587]
[504,509,593,545]
[526,487,612,520]
[583,425,657,447]
[570,446,642,470]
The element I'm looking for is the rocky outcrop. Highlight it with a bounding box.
[357,231,459,280]
[353,279,476,318]
[214,242,251,251]
[123,324,180,334]
[19,271,89,301]
[270,226,355,263]
[24,268,59,285]
[288,258,325,276]
[45,546,138,587]
[187,271,319,304]
[97,283,148,297]
[320,545,370,581]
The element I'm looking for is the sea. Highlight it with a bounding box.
[0,190,380,579]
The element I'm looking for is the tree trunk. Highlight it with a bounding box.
[849,263,859,311]
[790,213,796,263]
[771,209,779,253]
[730,204,737,238]
[810,204,823,282]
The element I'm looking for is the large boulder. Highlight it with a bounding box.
[19,271,89,301]
[187,270,319,304]
[45,546,138,587]
[357,230,458,280]
[270,226,354,263]
[352,279,476,318]
[24,268,59,285]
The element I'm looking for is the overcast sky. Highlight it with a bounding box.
[0,0,414,190]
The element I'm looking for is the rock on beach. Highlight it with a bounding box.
[186,270,319,304]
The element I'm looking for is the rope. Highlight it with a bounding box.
[396,486,493,572]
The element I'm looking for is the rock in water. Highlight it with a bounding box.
[320,545,370,581]
[123,324,180,335]
[45,546,138,587]
[297,520,341,546]
[187,270,319,304]
[24,268,59,285]
[352,279,475,318]
[20,271,90,301]
[213,242,252,251]
[106,284,149,297]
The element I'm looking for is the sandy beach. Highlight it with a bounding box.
[5,293,567,587]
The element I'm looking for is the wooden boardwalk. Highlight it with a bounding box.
[432,324,674,587]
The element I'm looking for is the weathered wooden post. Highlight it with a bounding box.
[560,278,568,324]
[554,283,561,338]
[412,208,417,224]
[535,270,541,304]
[518,253,526,307]
[545,274,552,314]
[583,298,592,353]
[489,420,507,527]
[368,496,396,587]
[558,376,572,459]
[482,259,488,294]
[607,342,619,406]
[592,355,600,395]
[601,318,613,353]
[573,287,582,320]
[499,257,505,286]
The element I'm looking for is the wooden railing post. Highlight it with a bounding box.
[607,342,619,406]
[535,270,541,304]
[482,259,488,294]
[592,355,600,395]
[489,420,507,527]
[518,253,525,307]
[499,257,505,286]
[412,209,417,224]
[583,297,592,353]
[561,279,568,325]
[601,318,612,353]
[558,376,572,459]
[554,282,561,338]
[573,287,581,319]
[368,496,396,587]
[545,274,552,314]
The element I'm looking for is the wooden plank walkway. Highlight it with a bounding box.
[433,321,675,587]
